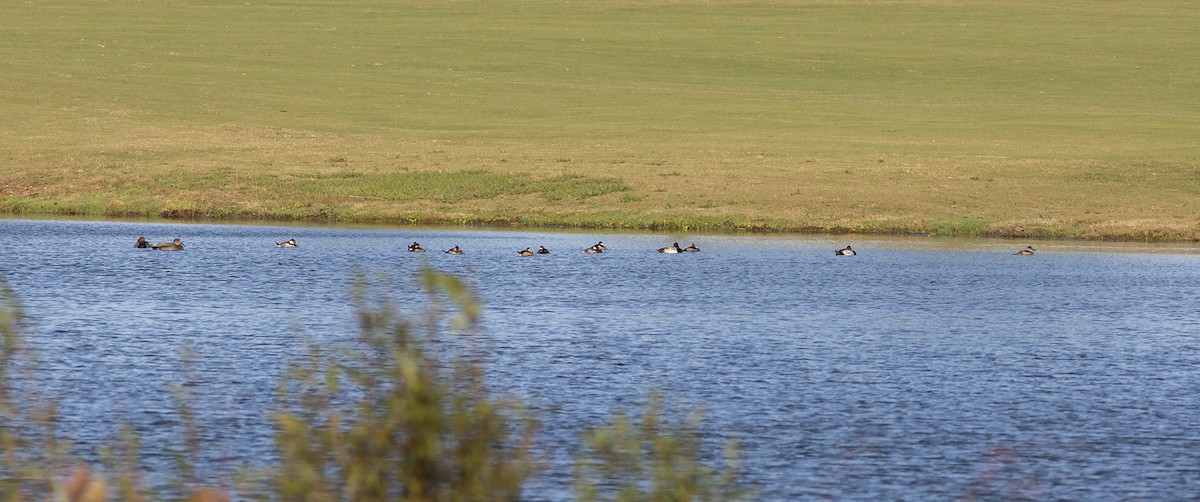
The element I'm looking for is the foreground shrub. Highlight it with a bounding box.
[271,270,537,501]
[0,273,743,501]
[574,393,747,502]
[0,281,63,501]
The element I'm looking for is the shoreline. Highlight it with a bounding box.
[4,207,1197,244]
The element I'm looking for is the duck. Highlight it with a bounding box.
[683,243,700,252]
[444,246,464,255]
[1016,245,1036,256]
[657,242,683,254]
[835,245,856,256]
[408,242,426,253]
[517,247,534,257]
[594,241,607,251]
[583,244,603,254]
[537,246,551,254]
[134,236,150,249]
[276,239,298,248]
[151,238,184,251]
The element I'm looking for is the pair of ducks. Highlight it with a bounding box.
[657,242,701,254]
[410,242,470,254]
[517,246,552,256]
[134,237,184,251]
[583,241,607,254]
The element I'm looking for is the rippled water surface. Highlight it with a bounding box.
[2,218,1200,500]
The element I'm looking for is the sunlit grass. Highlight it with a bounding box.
[2,1,1198,239]
[289,171,628,204]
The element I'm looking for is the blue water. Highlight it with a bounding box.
[2,218,1199,500]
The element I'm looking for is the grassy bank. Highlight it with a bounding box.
[2,1,1198,240]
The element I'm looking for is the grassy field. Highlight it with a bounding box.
[2,1,1198,240]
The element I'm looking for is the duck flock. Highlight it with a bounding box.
[133,236,1039,256]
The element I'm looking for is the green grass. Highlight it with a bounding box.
[2,1,1198,239]
[286,171,627,203]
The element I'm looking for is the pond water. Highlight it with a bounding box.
[2,218,1199,500]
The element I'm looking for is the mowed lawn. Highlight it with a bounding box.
[2,1,1198,239]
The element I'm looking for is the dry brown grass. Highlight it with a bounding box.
[3,0,1198,239]
[4,122,1198,238]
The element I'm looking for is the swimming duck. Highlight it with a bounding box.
[276,239,298,248]
[408,242,426,252]
[683,243,700,252]
[444,246,464,255]
[835,245,856,256]
[583,244,603,254]
[151,238,184,251]
[517,247,534,257]
[657,242,683,254]
[537,246,551,254]
[1016,245,1036,256]
[134,236,150,249]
